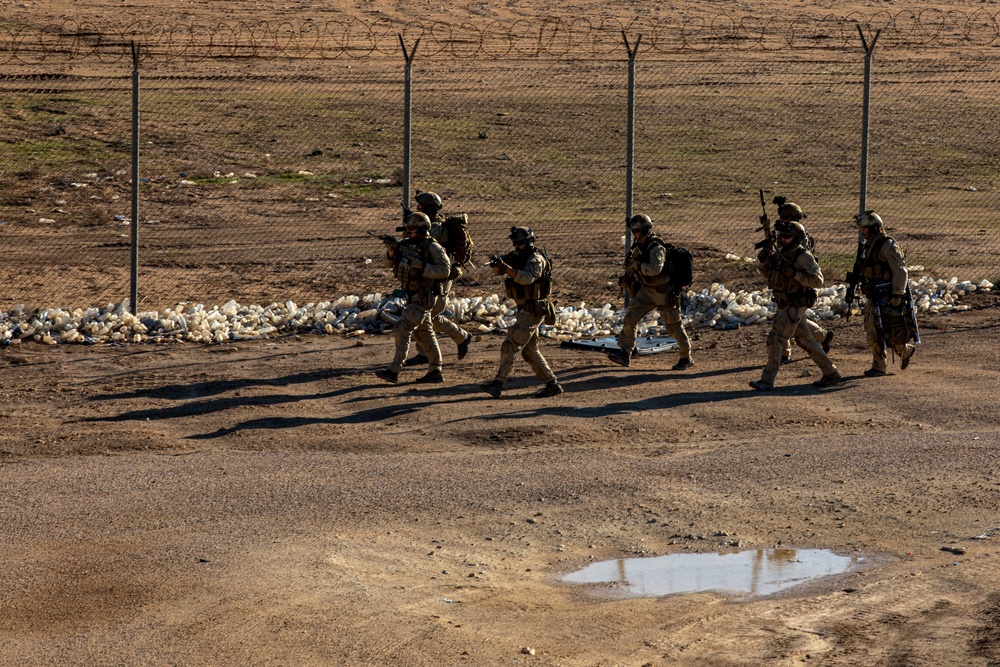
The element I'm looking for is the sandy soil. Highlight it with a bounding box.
[2,294,999,666]
[3,1,1000,665]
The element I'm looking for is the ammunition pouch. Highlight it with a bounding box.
[523,299,545,317]
[406,283,443,306]
[778,289,817,308]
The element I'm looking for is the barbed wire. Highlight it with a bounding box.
[1,9,999,64]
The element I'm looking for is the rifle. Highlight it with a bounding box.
[367,230,399,248]
[843,228,866,323]
[871,282,891,349]
[903,285,921,344]
[618,247,640,299]
[753,189,773,258]
[368,230,426,269]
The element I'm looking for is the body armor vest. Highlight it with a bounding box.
[502,247,552,304]
[860,236,893,284]
[635,235,670,288]
[396,237,439,292]
[767,245,816,307]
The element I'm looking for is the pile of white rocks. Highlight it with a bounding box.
[0,275,992,346]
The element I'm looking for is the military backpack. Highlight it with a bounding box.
[441,214,476,266]
[665,243,694,288]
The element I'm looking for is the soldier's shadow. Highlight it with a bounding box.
[90,367,356,402]
[553,363,761,393]
[184,396,474,439]
[462,378,853,422]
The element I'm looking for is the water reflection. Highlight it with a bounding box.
[563,548,861,599]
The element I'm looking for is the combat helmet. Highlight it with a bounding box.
[775,218,807,240]
[628,214,653,234]
[508,226,536,247]
[415,191,442,214]
[778,202,804,221]
[405,211,432,235]
[854,210,884,229]
[773,195,805,221]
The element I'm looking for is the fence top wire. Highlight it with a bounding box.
[1,9,1000,64]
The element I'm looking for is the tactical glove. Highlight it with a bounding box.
[889,295,902,308]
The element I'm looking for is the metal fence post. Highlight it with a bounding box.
[130,41,140,315]
[857,25,880,216]
[399,35,420,216]
[623,32,641,306]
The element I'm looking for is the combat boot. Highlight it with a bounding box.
[456,334,472,360]
[479,380,503,398]
[900,344,915,370]
[863,368,887,377]
[748,380,773,392]
[534,381,564,398]
[375,368,399,383]
[415,369,444,384]
[403,354,429,367]
[812,371,843,388]
[672,357,694,371]
[607,350,631,367]
[822,330,835,353]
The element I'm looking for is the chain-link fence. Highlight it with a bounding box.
[2,11,999,313]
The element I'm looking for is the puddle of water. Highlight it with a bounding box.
[563,548,862,599]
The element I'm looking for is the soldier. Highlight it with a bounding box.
[374,212,451,384]
[606,214,693,370]
[479,227,563,399]
[749,216,842,391]
[853,210,917,376]
[403,191,474,367]
[773,202,834,363]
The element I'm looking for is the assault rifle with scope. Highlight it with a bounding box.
[843,227,866,323]
[754,189,773,258]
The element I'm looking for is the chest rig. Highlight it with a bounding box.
[767,245,816,307]
[861,236,893,285]
[502,247,552,305]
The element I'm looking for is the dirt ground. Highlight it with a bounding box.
[2,294,999,666]
[3,1,1000,665]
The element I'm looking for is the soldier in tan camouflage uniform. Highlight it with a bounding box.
[774,203,834,364]
[750,215,842,391]
[403,191,473,367]
[374,212,451,384]
[607,214,693,370]
[854,210,917,376]
[479,227,563,399]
